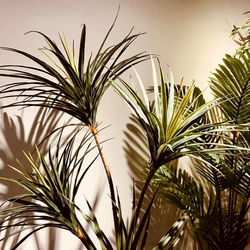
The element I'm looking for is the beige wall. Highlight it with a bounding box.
[0,0,249,249]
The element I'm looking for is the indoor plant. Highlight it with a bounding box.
[0,14,249,250]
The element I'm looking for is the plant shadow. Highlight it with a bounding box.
[0,106,81,250]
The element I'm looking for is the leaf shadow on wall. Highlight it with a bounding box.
[0,106,81,250]
[123,116,183,249]
[124,115,224,250]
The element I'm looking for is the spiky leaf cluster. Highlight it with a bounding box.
[112,59,238,172]
[0,21,148,127]
[0,130,102,249]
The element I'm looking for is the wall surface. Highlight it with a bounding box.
[0,0,249,249]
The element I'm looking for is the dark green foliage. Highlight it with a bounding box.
[209,50,250,125]
[150,44,250,249]
[112,61,226,172]
[0,20,148,128]
[0,14,249,250]
[0,129,101,249]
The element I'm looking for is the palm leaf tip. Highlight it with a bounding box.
[0,21,148,128]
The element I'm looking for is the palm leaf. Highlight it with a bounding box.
[209,50,250,125]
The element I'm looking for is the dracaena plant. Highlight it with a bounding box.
[0,16,150,248]
[0,129,93,249]
[0,17,163,249]
[0,13,249,250]
[112,58,239,173]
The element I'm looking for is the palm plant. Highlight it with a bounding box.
[207,48,249,249]
[145,28,250,250]
[111,57,250,249]
[0,13,249,250]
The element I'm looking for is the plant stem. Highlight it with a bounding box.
[88,125,119,238]
[228,130,240,242]
[213,169,225,250]
[134,165,156,225]
[89,126,157,245]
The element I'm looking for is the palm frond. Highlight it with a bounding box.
[219,203,250,250]
[209,50,250,125]
[153,165,206,218]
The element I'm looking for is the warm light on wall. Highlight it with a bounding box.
[0,0,249,249]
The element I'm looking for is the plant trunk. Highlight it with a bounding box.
[134,164,156,226]
[88,125,119,239]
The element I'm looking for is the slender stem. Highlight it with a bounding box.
[217,190,225,249]
[195,234,203,250]
[228,130,240,241]
[134,165,156,226]
[213,169,225,250]
[88,125,119,238]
